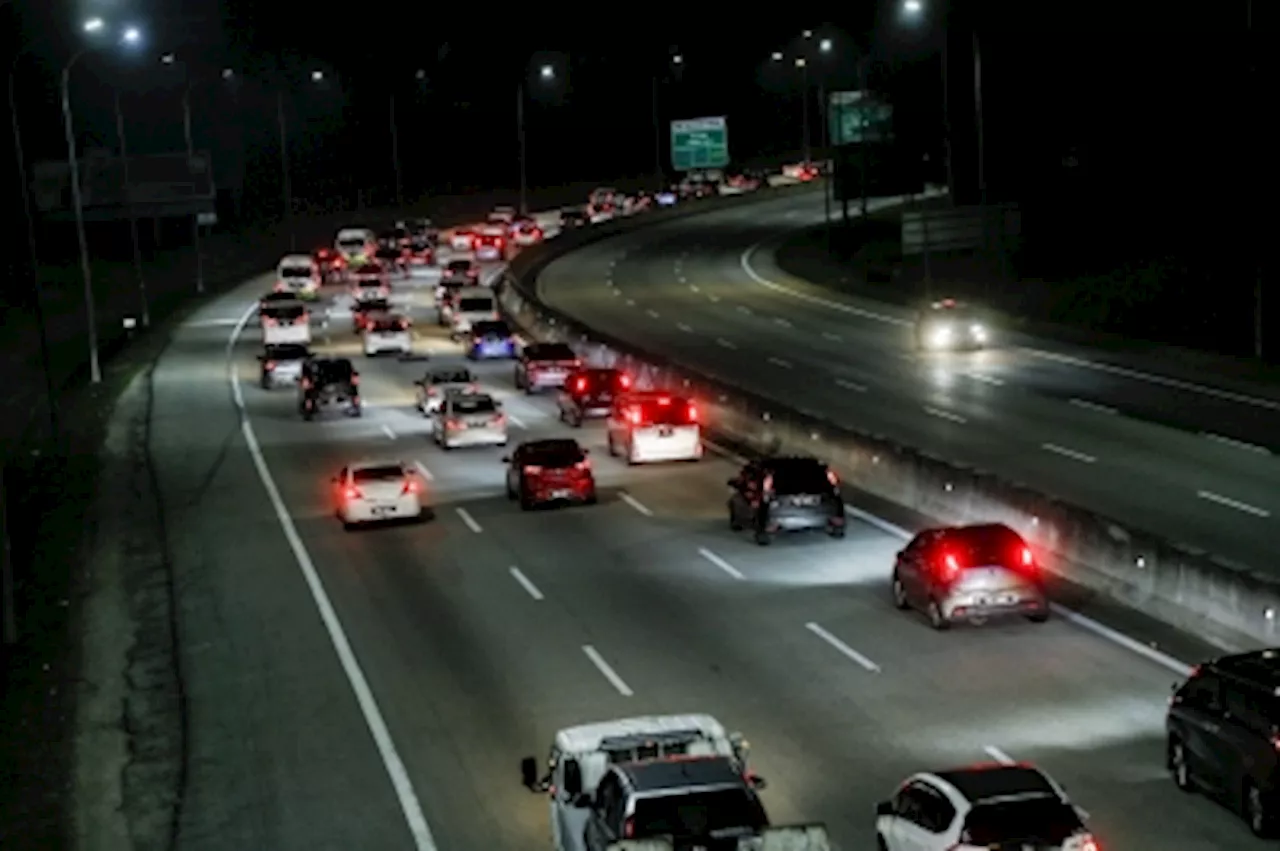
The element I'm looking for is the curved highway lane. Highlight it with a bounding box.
[537,192,1280,575]
[152,232,1265,850]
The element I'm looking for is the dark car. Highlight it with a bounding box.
[400,218,439,247]
[581,756,769,851]
[352,298,391,332]
[374,243,408,275]
[514,342,581,394]
[560,207,588,229]
[503,438,596,510]
[440,259,480,286]
[727,456,845,546]
[312,246,343,283]
[557,367,632,426]
[299,357,361,420]
[891,523,1049,630]
[258,343,310,389]
[1168,648,1280,837]
[466,320,517,360]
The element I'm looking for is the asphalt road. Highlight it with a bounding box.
[536,190,1280,576]
[147,226,1268,850]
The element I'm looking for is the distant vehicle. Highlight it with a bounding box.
[447,227,476,252]
[465,319,517,360]
[400,218,439,247]
[488,205,517,224]
[511,218,543,247]
[473,228,506,262]
[432,391,508,450]
[557,367,632,426]
[260,300,311,346]
[351,298,391,332]
[414,367,478,415]
[915,298,990,351]
[258,343,310,389]
[275,255,321,299]
[560,207,589,229]
[334,227,376,266]
[726,455,845,546]
[514,342,581,393]
[654,188,678,207]
[891,523,1048,630]
[875,763,1097,851]
[606,391,702,464]
[503,438,596,509]
[312,246,343,283]
[374,243,408,276]
[362,314,412,357]
[782,162,819,182]
[331,461,426,528]
[351,276,391,303]
[299,357,361,420]
[447,286,498,338]
[440,258,480,287]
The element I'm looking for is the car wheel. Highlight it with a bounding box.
[729,503,743,531]
[1169,738,1193,792]
[927,598,950,630]
[519,488,535,511]
[753,528,771,547]
[584,489,598,505]
[828,524,846,539]
[1246,780,1275,837]
[607,434,618,457]
[1026,607,1050,623]
[891,575,909,609]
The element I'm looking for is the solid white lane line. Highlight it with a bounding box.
[924,406,966,424]
[739,242,912,327]
[509,567,544,601]
[1201,432,1271,455]
[965,372,1004,386]
[767,357,792,369]
[381,424,397,440]
[1069,397,1118,415]
[625,298,636,306]
[582,645,633,696]
[773,317,792,328]
[836,379,867,393]
[619,492,653,517]
[646,309,660,318]
[698,547,744,580]
[226,304,439,851]
[677,323,694,333]
[717,338,738,350]
[507,413,527,429]
[1027,347,1280,411]
[1197,490,1270,518]
[983,745,1015,765]
[414,460,434,481]
[737,305,752,315]
[708,295,721,302]
[1041,442,1096,464]
[689,284,700,293]
[822,332,842,342]
[456,507,483,533]
[805,622,881,672]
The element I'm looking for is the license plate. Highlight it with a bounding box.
[551,489,572,499]
[792,495,819,506]
[659,426,674,436]
[371,505,394,516]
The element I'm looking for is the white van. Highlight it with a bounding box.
[448,286,498,337]
[261,301,312,346]
[275,254,320,299]
[334,228,376,265]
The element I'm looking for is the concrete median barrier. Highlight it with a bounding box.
[495,185,1280,651]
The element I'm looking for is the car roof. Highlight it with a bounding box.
[927,764,1057,805]
[1208,648,1280,693]
[614,755,744,793]
[349,459,406,472]
[279,254,313,264]
[447,389,493,400]
[555,714,727,755]
[519,437,583,454]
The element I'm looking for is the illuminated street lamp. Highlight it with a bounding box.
[83,17,104,33]
[819,38,832,52]
[311,70,323,82]
[771,51,783,61]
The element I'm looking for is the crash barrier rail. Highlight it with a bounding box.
[497,185,1280,652]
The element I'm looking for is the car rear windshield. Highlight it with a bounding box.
[634,398,695,425]
[316,361,354,382]
[452,396,496,415]
[352,465,404,483]
[338,239,365,249]
[962,798,1082,845]
[632,789,767,840]
[766,460,832,495]
[524,440,584,467]
[430,369,472,384]
[263,304,305,320]
[473,321,510,337]
[266,345,308,360]
[459,298,493,313]
[372,318,406,332]
[527,343,575,362]
[356,300,390,312]
[950,525,1025,567]
[280,266,311,277]
[447,261,472,272]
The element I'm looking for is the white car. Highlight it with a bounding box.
[352,279,391,303]
[511,219,543,246]
[519,714,757,851]
[414,367,478,415]
[332,461,426,528]
[447,227,476,252]
[448,286,499,337]
[876,764,1099,851]
[433,391,507,449]
[363,314,412,357]
[275,255,321,299]
[488,205,517,224]
[606,391,703,464]
[260,301,311,346]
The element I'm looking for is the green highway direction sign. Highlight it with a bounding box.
[828,90,893,145]
[670,116,729,172]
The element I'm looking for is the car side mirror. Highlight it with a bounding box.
[875,800,894,817]
[746,772,767,790]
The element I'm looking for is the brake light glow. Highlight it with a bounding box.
[401,479,420,494]
[827,469,839,487]
[622,817,634,838]
[626,408,641,425]
[351,375,360,385]
[1079,837,1100,851]
[492,413,506,424]
[523,465,543,475]
[658,396,671,405]
[618,373,632,389]
[574,377,587,392]
[344,486,363,499]
[427,386,438,395]
[263,317,278,326]
[574,459,591,472]
[763,474,773,492]
[687,404,698,422]
[265,361,276,371]
[1021,546,1034,566]
[940,552,960,581]
[446,418,464,430]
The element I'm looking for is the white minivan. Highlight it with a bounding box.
[260,301,312,346]
[334,228,376,266]
[275,254,320,299]
[448,287,499,338]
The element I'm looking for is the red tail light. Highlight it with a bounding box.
[351,375,360,385]
[1079,837,1100,851]
[401,479,420,495]
[687,404,698,422]
[265,361,276,371]
[344,486,363,499]
[467,383,479,392]
[626,408,641,425]
[523,465,543,475]
[302,378,312,389]
[446,418,463,430]
[574,459,591,472]
[939,552,960,581]
[762,474,774,493]
[427,387,438,396]
[657,396,671,405]
[622,817,634,838]
[492,413,506,424]
[827,469,839,487]
[574,377,587,392]
[618,373,632,389]
[1020,546,1034,566]
[274,282,286,292]
[263,317,278,326]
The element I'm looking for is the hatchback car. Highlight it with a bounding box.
[331,461,426,529]
[727,456,845,545]
[504,438,597,510]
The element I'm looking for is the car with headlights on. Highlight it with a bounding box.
[258,343,310,389]
[432,391,508,450]
[915,298,990,351]
[510,218,543,246]
[514,342,581,393]
[726,456,844,545]
[331,460,426,529]
[557,367,632,426]
[891,522,1049,629]
[275,254,321,299]
[414,367,478,415]
[606,391,702,464]
[504,438,596,510]
[466,319,517,360]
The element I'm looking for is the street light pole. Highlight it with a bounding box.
[275,90,295,250]
[389,93,404,208]
[180,85,205,294]
[650,75,662,189]
[820,81,831,248]
[60,50,101,384]
[516,81,528,217]
[800,61,811,163]
[972,29,986,206]
[8,58,59,439]
[113,89,149,327]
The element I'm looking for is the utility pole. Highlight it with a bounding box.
[113,90,149,327]
[180,86,205,294]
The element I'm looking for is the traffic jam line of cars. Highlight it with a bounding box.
[237,192,1280,849]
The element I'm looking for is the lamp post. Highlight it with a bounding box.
[651,53,682,189]
[112,89,149,327]
[517,63,555,217]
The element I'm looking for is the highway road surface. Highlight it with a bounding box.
[537,190,1280,576]
[147,228,1266,850]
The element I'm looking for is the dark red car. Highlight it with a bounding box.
[503,438,597,510]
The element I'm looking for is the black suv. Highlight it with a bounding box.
[727,456,846,546]
[557,367,631,426]
[1168,648,1280,836]
[580,756,768,851]
[299,357,362,420]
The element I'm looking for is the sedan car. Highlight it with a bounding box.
[332,461,426,528]
[414,367,479,415]
[503,438,597,510]
[466,319,518,360]
[915,298,991,351]
[891,522,1049,629]
[433,391,508,450]
[258,343,310,389]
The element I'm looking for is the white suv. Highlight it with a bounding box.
[363,314,412,357]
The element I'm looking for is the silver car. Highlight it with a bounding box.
[259,343,310,389]
[891,523,1049,629]
[433,391,508,450]
[414,367,479,415]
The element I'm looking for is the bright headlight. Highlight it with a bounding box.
[928,325,954,347]
[970,323,987,341]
